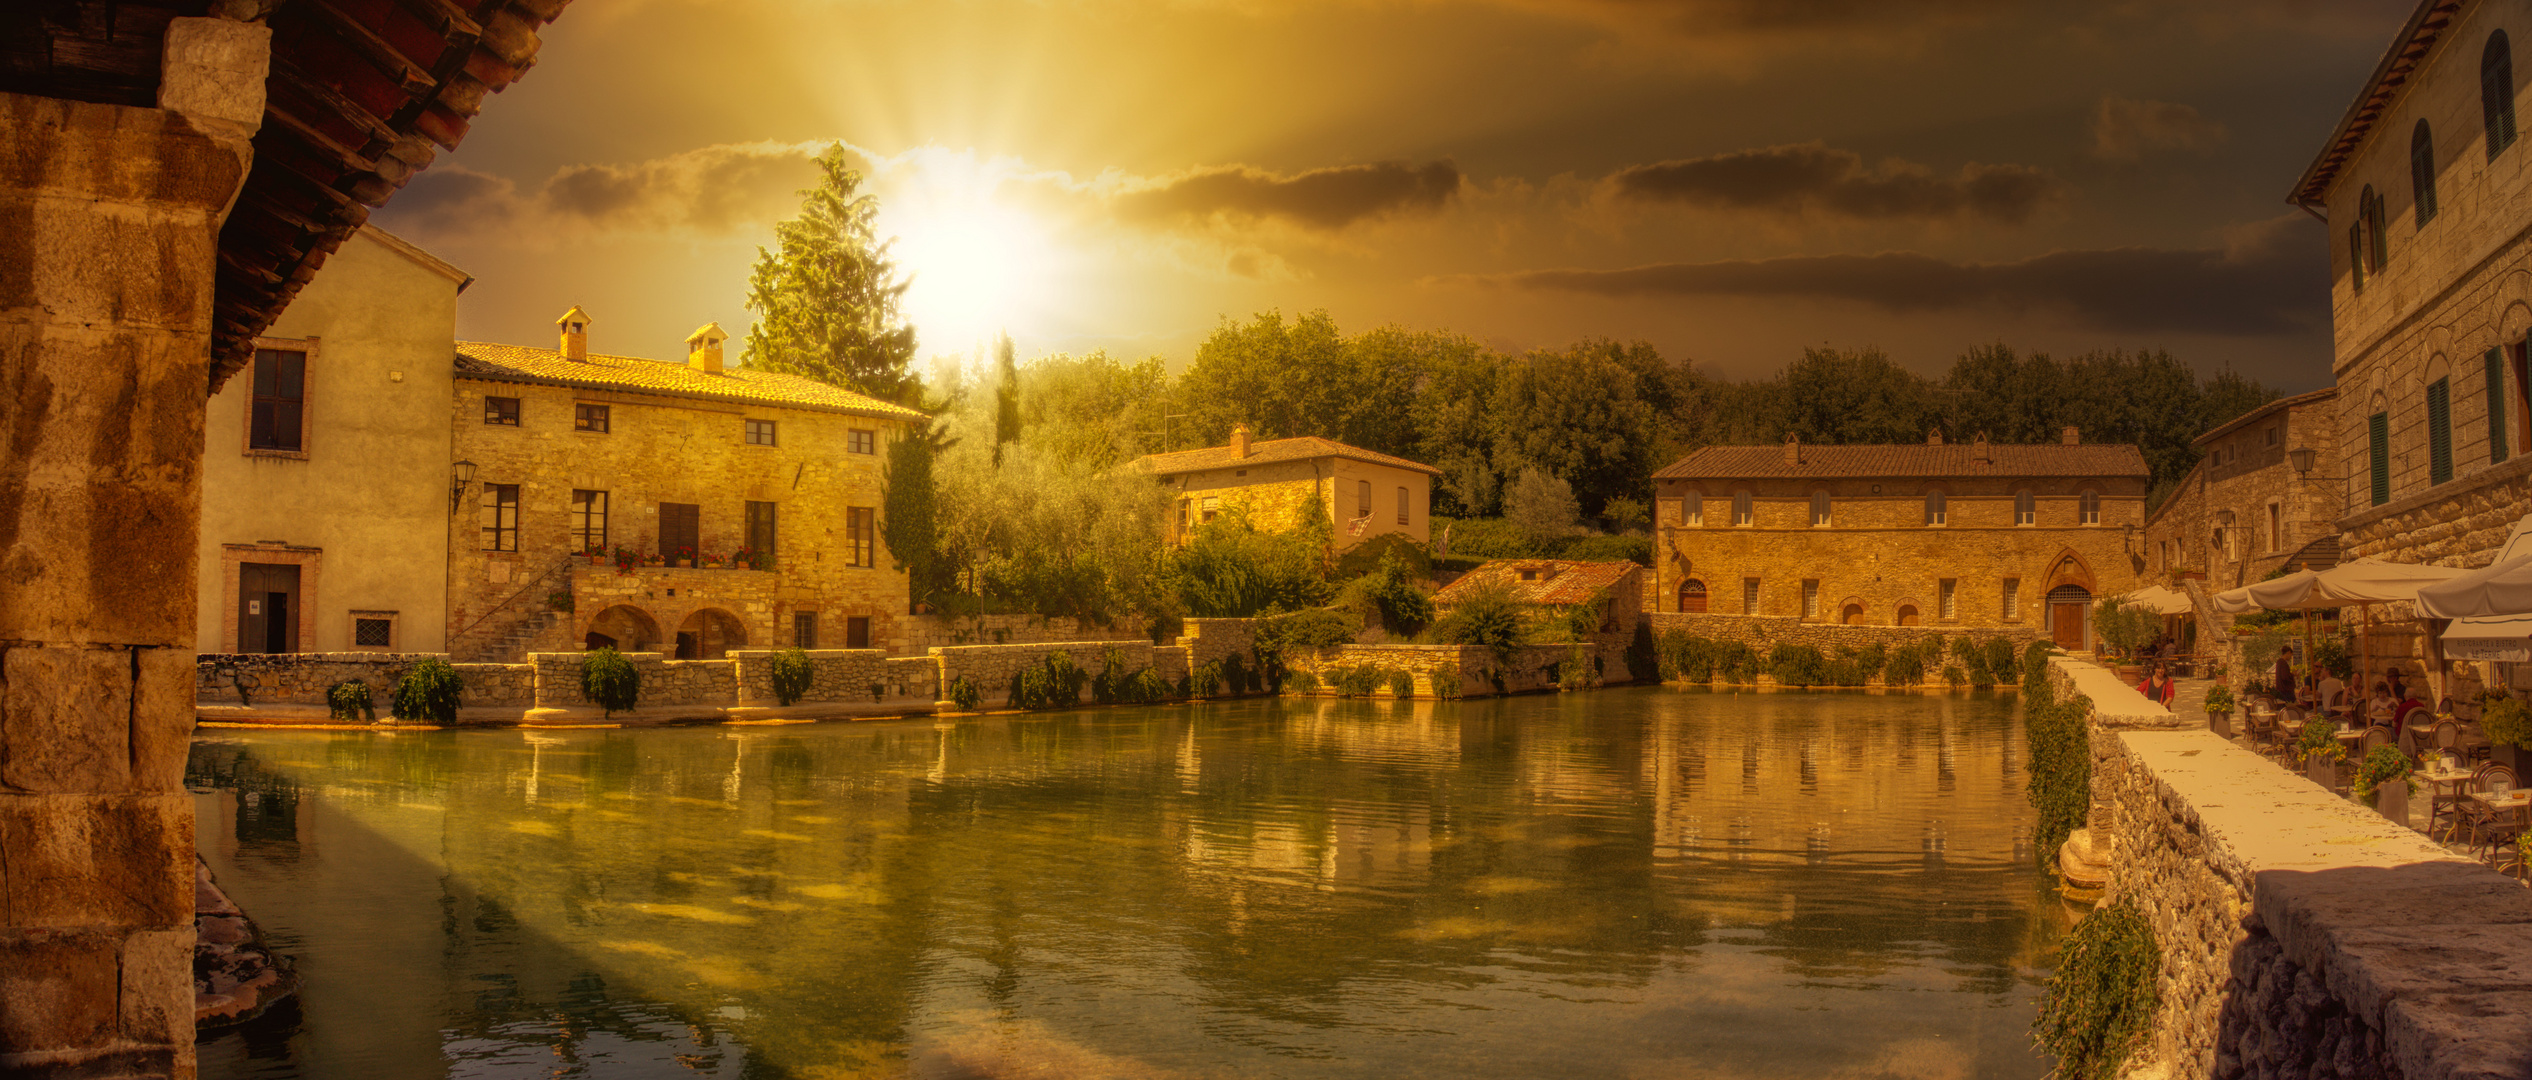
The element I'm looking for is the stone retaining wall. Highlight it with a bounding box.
[529,652,734,709]
[195,653,539,710]
[1286,642,1587,697]
[727,649,937,705]
[1646,611,2043,653]
[2052,656,2532,1079]
[931,640,1160,704]
[903,613,1134,652]
[1178,618,1258,672]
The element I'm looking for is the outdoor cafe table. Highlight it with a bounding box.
[2467,789,2532,876]
[2421,764,2476,837]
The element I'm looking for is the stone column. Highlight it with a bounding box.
[0,17,267,1080]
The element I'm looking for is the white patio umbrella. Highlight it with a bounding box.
[2212,558,2471,703]
[2416,515,2532,619]
[2111,585,2194,615]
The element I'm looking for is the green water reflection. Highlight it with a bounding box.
[192,686,2066,1079]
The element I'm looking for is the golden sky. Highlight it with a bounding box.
[374,0,2415,386]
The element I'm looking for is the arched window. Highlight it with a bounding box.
[2014,489,2036,526]
[2356,185,2388,274]
[2078,489,2102,525]
[1679,579,1707,613]
[2488,30,2518,159]
[1809,490,1831,527]
[2413,120,2439,226]
[1731,490,1753,526]
[1895,604,1920,627]
[1841,603,1865,625]
[1923,491,1947,526]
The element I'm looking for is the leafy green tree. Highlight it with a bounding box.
[742,144,919,402]
[1504,467,1581,542]
[1778,346,1940,445]
[1178,310,1353,447]
[1488,345,1656,513]
[1164,508,1332,618]
[992,333,1022,466]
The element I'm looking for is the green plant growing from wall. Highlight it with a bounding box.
[1982,637,2019,686]
[391,658,463,724]
[2023,677,2091,869]
[1431,662,1462,699]
[1220,653,1249,695]
[770,647,814,706]
[1941,664,1967,689]
[947,675,981,711]
[1192,661,1223,699]
[1767,643,1829,687]
[2032,899,2163,1080]
[580,648,640,718]
[1283,669,1322,695]
[2352,745,2416,802]
[1388,669,1415,698]
[1093,648,1130,705]
[326,680,374,722]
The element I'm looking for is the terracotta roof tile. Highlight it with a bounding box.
[454,342,927,421]
[1653,442,2149,481]
[1434,560,1640,607]
[1135,436,1441,476]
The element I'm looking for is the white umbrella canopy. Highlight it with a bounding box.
[2112,585,2194,615]
[2240,558,2468,609]
[2416,554,2532,619]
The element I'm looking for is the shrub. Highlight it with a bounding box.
[1658,629,1712,682]
[1332,664,1385,697]
[1092,648,1130,705]
[580,648,640,717]
[1009,652,1089,710]
[1823,656,1869,687]
[1952,636,1993,688]
[1941,664,1967,689]
[1558,645,1601,690]
[326,679,374,722]
[1221,653,1250,695]
[770,647,814,706]
[947,675,981,711]
[1766,643,1829,687]
[1166,507,1334,617]
[1713,639,1761,684]
[2294,715,2345,765]
[1128,667,1174,704]
[1338,546,1436,636]
[1982,637,2019,686]
[2353,745,2416,802]
[2024,677,2090,867]
[391,657,463,723]
[2022,640,2059,694]
[2204,684,2235,715]
[1283,669,1322,695]
[1388,668,1415,698]
[1882,639,1934,687]
[2483,694,2532,749]
[2032,899,2162,1080]
[1428,581,1527,666]
[1431,662,1462,699]
[1192,661,1224,699]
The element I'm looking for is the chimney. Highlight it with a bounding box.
[1927,428,1943,445]
[686,321,727,375]
[2061,425,2080,445]
[1974,431,1991,463]
[1232,423,1252,458]
[1783,432,1802,465]
[557,305,591,361]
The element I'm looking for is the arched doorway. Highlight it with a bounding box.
[585,604,662,653]
[676,607,748,659]
[1840,601,1866,625]
[1895,604,1920,627]
[2045,585,2093,651]
[1678,579,1707,613]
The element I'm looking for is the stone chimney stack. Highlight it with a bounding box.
[557,305,591,361]
[1975,432,1991,462]
[1783,432,1802,465]
[1927,428,1943,445]
[686,321,727,375]
[2062,425,2080,445]
[1232,423,1252,458]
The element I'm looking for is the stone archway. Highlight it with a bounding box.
[1894,597,1922,627]
[1678,578,1707,613]
[1839,597,1867,625]
[585,604,663,653]
[676,607,748,659]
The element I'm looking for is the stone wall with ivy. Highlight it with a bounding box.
[1284,642,1587,697]
[727,649,937,705]
[930,641,1163,706]
[529,652,736,710]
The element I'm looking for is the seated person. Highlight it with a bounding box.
[2366,683,2396,726]
[2317,673,2346,716]
[2134,664,2176,706]
[2392,692,2429,735]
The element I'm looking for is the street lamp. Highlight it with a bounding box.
[449,459,476,512]
[2290,446,2316,476]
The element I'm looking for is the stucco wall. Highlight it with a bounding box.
[194,227,462,654]
[1165,455,1431,551]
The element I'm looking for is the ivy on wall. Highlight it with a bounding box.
[2033,898,2163,1080]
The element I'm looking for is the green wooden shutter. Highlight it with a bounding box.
[2370,412,2392,505]
[2429,378,2454,484]
[2491,348,2511,465]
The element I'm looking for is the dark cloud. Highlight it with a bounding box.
[1609,143,2058,223]
[1117,160,1462,230]
[1520,0,2013,34]
[1474,215,2326,335]
[2089,97,2230,161]
[381,144,822,236]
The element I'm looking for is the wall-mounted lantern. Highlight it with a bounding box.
[450,459,477,512]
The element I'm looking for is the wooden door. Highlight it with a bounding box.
[237,562,300,653]
[659,502,700,559]
[846,616,871,649]
[2052,603,2086,650]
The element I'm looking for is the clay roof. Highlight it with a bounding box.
[2192,387,2338,448]
[2289,0,2461,205]
[1135,436,1441,476]
[454,342,928,421]
[1654,442,2150,480]
[1433,559,1639,607]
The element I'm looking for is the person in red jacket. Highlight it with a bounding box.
[2136,663,2176,706]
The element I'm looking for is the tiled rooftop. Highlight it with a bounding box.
[1655,442,2149,480]
[1434,559,1640,607]
[1135,436,1442,476]
[453,342,928,421]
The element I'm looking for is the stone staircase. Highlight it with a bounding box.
[454,608,574,663]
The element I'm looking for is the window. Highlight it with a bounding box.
[485,396,520,426]
[1923,492,1947,526]
[1201,495,1220,523]
[1395,486,1409,526]
[2359,185,2388,275]
[2428,376,2454,485]
[1683,493,1703,526]
[795,611,818,649]
[845,616,871,649]
[659,501,700,559]
[2266,425,2279,446]
[575,403,610,433]
[1357,479,1372,521]
[745,419,777,446]
[1679,579,1707,613]
[1801,579,1820,619]
[746,500,777,567]
[2490,347,2512,466]
[1732,491,1753,526]
[2003,578,2021,620]
[846,507,876,567]
[248,348,307,452]
[848,428,876,455]
[570,489,608,554]
[2413,120,2439,226]
[2267,502,2282,553]
[1939,579,1958,621]
[2349,220,2367,294]
[2014,490,2035,526]
[2369,411,2392,506]
[481,484,518,552]
[1177,499,1189,532]
[351,611,396,651]
[1809,490,1831,527]
[1742,577,1760,615]
[2488,30,2517,159]
[2078,491,2101,525]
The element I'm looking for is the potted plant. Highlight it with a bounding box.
[2482,692,2532,775]
[675,546,696,569]
[2295,715,2346,791]
[613,546,639,574]
[2204,684,2236,738]
[2352,745,2416,823]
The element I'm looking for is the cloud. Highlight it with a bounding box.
[2088,97,2229,161]
[1608,143,2058,224]
[1114,160,1463,230]
[1498,0,2012,36]
[385,142,825,237]
[1464,214,2326,335]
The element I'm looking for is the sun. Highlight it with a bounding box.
[875,149,1062,359]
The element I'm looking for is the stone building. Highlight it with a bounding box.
[194,226,468,655]
[1136,425,1439,551]
[1651,432,2150,651]
[2294,0,2532,569]
[446,312,924,661]
[1433,559,1649,681]
[2142,388,2345,590]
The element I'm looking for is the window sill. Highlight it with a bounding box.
[245,447,309,461]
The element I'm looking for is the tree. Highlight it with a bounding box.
[1504,467,1581,542]
[882,420,956,612]
[992,333,1022,466]
[742,144,919,402]
[1489,346,1655,513]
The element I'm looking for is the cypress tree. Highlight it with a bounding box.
[742,144,919,402]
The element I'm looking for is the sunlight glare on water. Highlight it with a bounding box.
[191,686,2066,1079]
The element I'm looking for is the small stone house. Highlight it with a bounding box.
[1135,425,1440,551]
[1433,559,1648,680]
